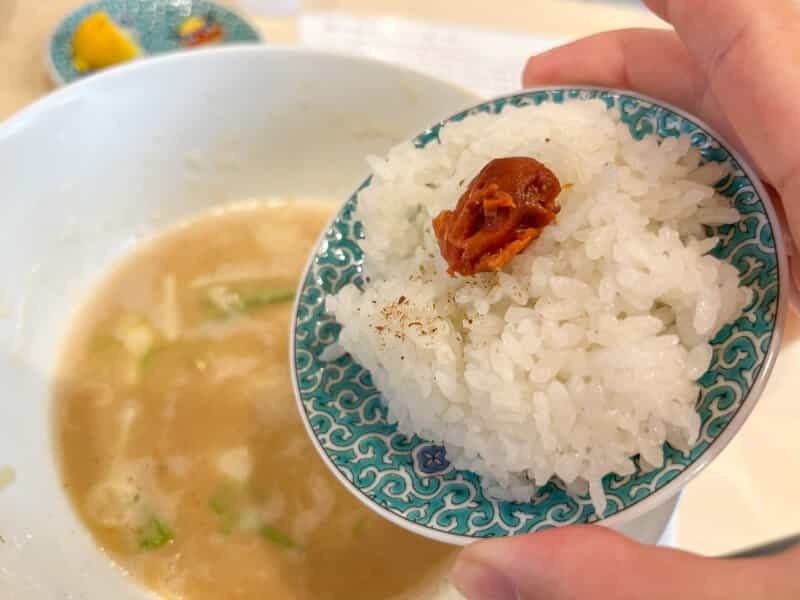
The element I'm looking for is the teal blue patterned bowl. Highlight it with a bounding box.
[291,87,789,544]
[48,0,261,86]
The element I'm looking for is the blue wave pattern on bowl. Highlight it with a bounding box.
[50,0,261,85]
[293,89,780,538]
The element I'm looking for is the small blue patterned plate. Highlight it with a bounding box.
[48,0,261,86]
[291,87,789,544]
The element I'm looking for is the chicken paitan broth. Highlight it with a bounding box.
[54,202,455,599]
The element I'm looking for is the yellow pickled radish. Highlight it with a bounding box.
[71,11,140,72]
[177,16,206,38]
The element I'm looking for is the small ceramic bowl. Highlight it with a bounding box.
[48,0,261,86]
[291,86,789,545]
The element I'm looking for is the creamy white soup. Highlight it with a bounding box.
[54,202,455,600]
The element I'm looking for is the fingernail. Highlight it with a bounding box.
[453,556,519,600]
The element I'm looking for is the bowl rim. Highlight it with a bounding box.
[289,84,790,545]
[2,43,475,132]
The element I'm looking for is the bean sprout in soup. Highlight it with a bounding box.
[53,202,455,600]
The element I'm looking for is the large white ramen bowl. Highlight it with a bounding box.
[0,46,676,598]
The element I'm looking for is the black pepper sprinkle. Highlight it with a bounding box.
[398,296,407,304]
[545,137,551,142]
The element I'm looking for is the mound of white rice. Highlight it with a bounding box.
[325,100,748,514]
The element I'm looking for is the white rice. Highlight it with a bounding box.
[326,100,748,514]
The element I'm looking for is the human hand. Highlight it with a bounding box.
[522,0,800,302]
[452,525,800,599]
[453,2,800,597]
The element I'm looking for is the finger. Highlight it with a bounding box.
[522,29,742,149]
[642,0,800,198]
[641,0,669,22]
[523,23,800,292]
[522,29,698,104]
[647,0,800,304]
[765,185,800,311]
[453,525,800,600]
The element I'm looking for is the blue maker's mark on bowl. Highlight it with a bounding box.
[413,444,451,475]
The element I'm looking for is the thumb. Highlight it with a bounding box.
[452,525,800,600]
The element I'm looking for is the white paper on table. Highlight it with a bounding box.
[299,12,569,99]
